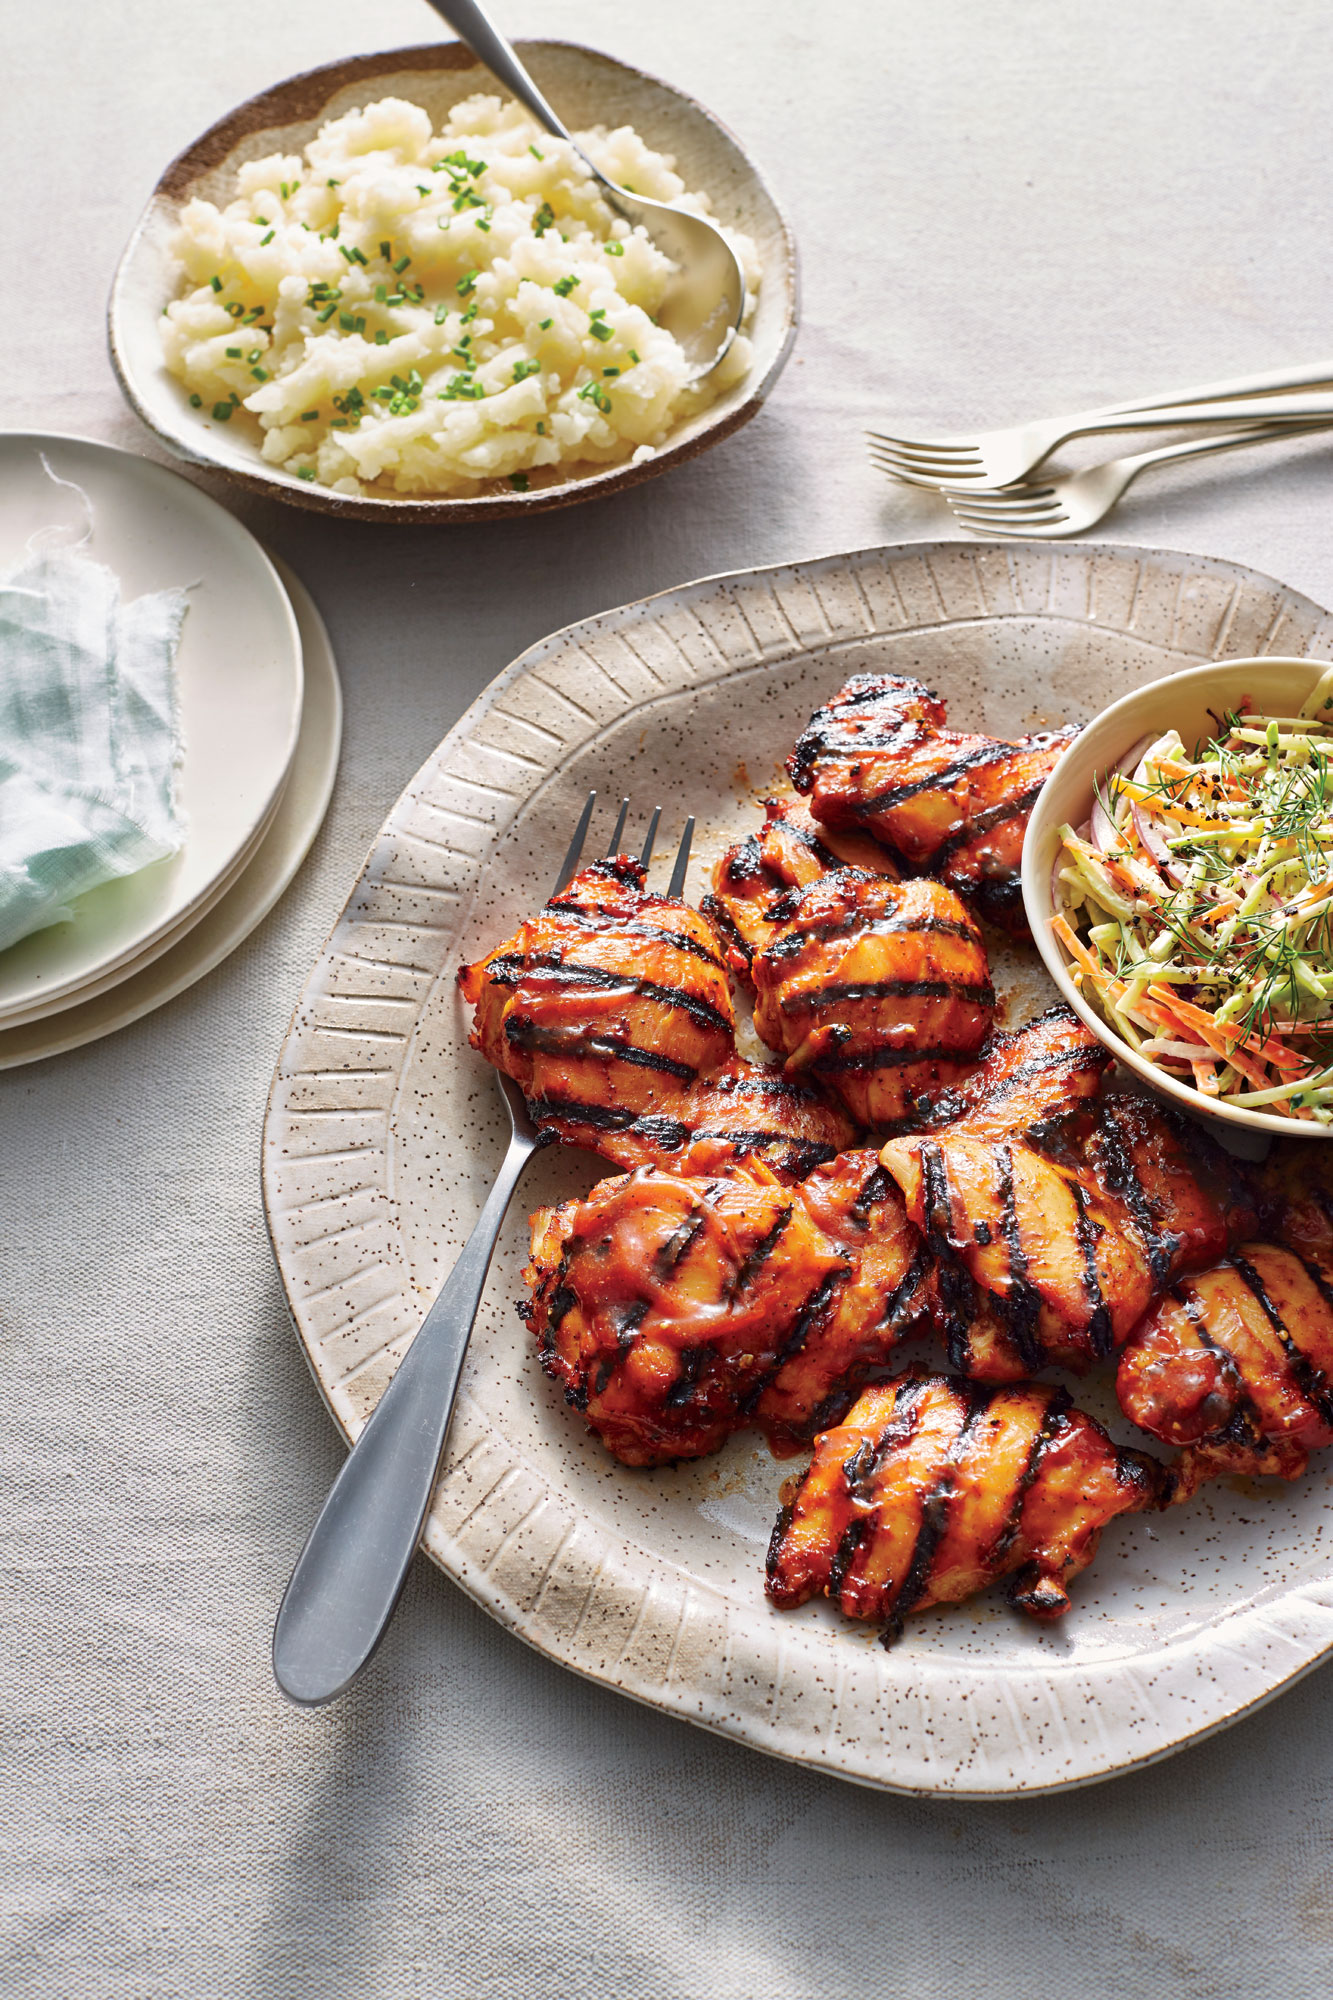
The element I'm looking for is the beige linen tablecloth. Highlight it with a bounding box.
[5,2,1333,1993]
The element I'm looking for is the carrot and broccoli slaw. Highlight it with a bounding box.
[1052,668,1333,1122]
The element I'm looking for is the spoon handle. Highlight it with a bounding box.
[423,0,582,153]
[271,1122,537,1705]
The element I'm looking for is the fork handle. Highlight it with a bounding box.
[1098,355,1333,421]
[272,1122,537,1705]
[422,0,598,174]
[1054,391,1333,448]
[1111,418,1333,483]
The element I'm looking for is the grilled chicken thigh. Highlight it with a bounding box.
[1118,1243,1333,1485]
[881,1091,1258,1378]
[766,1374,1171,1637]
[922,1004,1110,1141]
[749,869,996,1128]
[458,856,850,1177]
[787,673,1076,934]
[523,1151,933,1465]
[704,794,899,978]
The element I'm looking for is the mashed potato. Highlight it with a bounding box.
[161,94,760,497]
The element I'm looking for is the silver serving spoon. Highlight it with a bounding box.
[422,0,747,378]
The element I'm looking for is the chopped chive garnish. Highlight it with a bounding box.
[297,467,316,480]
[539,317,552,330]
[379,240,391,259]
[533,202,556,237]
[189,394,202,408]
[210,276,222,292]
[457,269,478,296]
[226,346,241,357]
[375,329,389,345]
[577,381,613,413]
[588,320,614,342]
[435,302,450,324]
[326,178,339,188]
[509,472,530,491]
[553,274,578,297]
[605,241,624,256]
[529,144,543,159]
[394,255,411,273]
[512,358,541,383]
[226,303,245,318]
[251,366,268,381]
[476,217,491,231]
[535,421,545,434]
[316,303,337,322]
[300,410,319,422]
[602,366,619,376]
[628,349,640,363]
[211,401,234,421]
[440,373,486,401]
[260,229,275,245]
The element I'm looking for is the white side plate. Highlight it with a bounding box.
[0,432,303,1020]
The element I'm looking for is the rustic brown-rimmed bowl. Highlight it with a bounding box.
[108,40,797,523]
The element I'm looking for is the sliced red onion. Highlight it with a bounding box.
[1090,732,1158,854]
[1132,801,1173,868]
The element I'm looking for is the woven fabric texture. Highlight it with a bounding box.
[5,1,1333,1995]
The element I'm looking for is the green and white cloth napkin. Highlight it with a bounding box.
[0,524,188,956]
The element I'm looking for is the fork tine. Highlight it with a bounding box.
[865,430,977,458]
[951,510,1070,536]
[667,816,695,899]
[554,789,597,894]
[868,449,973,490]
[639,805,662,868]
[942,492,1062,517]
[604,795,630,857]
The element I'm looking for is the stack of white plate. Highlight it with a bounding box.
[0,434,342,1068]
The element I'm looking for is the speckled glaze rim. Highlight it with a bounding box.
[1024,654,1333,1141]
[263,540,1333,1796]
[108,40,798,523]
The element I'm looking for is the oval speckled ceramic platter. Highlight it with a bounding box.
[109,40,796,523]
[263,540,1333,1796]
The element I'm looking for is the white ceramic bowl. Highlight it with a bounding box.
[108,40,797,524]
[1023,654,1333,1140]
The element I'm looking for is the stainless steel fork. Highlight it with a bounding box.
[942,418,1333,538]
[869,365,1333,488]
[272,792,694,1705]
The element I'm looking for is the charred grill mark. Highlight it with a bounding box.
[504,1018,698,1083]
[729,1206,795,1297]
[848,741,1017,820]
[827,1378,932,1596]
[765,1502,793,1580]
[920,776,1040,864]
[1231,1253,1333,1428]
[879,1239,932,1333]
[852,1162,896,1220]
[1071,1179,1113,1357]
[920,1144,978,1369]
[615,1300,650,1351]
[811,1042,967,1075]
[945,1041,1108,1122]
[526,1096,689,1150]
[1093,1103,1171,1286]
[884,1382,997,1641]
[542,903,727,970]
[740,1271,845,1415]
[484,953,732,1036]
[714,836,765,886]
[664,1346,705,1408]
[992,1141,1044,1374]
[1175,1282,1252,1416]
[592,1358,613,1398]
[989,1390,1071,1568]
[761,910,983,963]
[688,1126,840,1171]
[654,1212,707,1277]
[707,1070,826,1105]
[779,977,996,1013]
[698,894,754,966]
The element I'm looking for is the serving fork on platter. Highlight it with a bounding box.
[867,354,1333,489]
[272,792,694,1705]
[940,418,1333,539]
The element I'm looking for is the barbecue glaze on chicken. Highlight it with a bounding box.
[880,1091,1259,1379]
[704,795,899,979]
[1117,1242,1333,1486]
[787,673,1077,934]
[523,1151,933,1465]
[766,1374,1171,1637]
[750,870,996,1128]
[458,856,850,1177]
